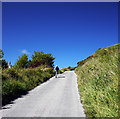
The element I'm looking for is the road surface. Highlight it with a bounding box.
[1,71,86,117]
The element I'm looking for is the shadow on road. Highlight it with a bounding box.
[57,75,65,78]
[2,91,29,109]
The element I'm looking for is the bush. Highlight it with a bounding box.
[2,66,54,105]
[2,79,27,105]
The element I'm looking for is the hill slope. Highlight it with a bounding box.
[75,43,119,117]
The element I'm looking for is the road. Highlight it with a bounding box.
[1,71,86,117]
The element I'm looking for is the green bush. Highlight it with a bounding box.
[2,79,27,105]
[2,66,54,105]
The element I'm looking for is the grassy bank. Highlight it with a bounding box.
[2,65,54,105]
[75,43,119,117]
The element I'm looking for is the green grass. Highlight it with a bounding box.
[75,43,119,117]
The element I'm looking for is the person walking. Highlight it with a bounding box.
[54,65,59,78]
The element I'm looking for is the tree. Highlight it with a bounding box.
[2,59,8,69]
[31,51,55,68]
[0,48,4,59]
[68,66,71,69]
[27,59,32,68]
[13,54,28,69]
[0,49,8,69]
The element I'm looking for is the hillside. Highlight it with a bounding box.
[75,43,119,117]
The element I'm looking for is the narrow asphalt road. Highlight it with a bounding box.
[1,71,86,117]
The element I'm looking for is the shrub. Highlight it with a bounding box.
[2,79,27,105]
[2,66,54,105]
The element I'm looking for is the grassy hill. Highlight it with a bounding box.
[75,43,119,117]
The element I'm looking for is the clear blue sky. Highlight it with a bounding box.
[2,2,118,68]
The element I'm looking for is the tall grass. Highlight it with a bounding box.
[2,65,54,105]
[75,43,119,117]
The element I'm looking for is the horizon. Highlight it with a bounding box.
[2,2,118,69]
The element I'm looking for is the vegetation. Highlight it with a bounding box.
[0,48,4,59]
[60,66,76,73]
[31,51,55,68]
[2,50,55,106]
[0,49,8,69]
[77,53,95,66]
[75,43,119,117]
[2,65,54,105]
[13,54,28,69]
[13,51,55,69]
[0,48,3,107]
[2,59,8,69]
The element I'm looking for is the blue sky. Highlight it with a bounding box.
[2,2,118,68]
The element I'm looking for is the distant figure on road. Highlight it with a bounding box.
[54,65,59,78]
